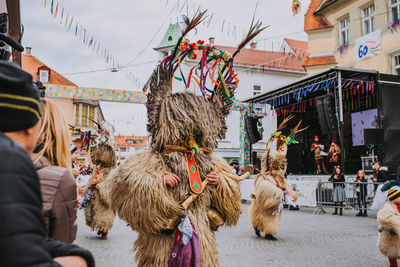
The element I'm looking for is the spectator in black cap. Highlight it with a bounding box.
[230,159,240,175]
[0,61,94,267]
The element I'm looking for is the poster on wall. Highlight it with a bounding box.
[355,29,381,61]
[287,180,317,207]
[351,108,379,146]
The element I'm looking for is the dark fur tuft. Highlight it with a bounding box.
[90,143,116,168]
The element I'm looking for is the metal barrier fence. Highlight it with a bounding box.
[313,181,381,214]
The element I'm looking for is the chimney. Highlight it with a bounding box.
[250,42,256,49]
[25,47,32,55]
[209,37,215,45]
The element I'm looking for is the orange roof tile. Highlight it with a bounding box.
[303,55,337,67]
[22,54,77,86]
[284,38,308,52]
[304,0,333,31]
[283,38,309,59]
[114,135,147,147]
[194,45,306,72]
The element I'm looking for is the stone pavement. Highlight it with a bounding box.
[75,204,388,267]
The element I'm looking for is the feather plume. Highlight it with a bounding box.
[233,15,268,58]
[211,14,267,104]
[169,10,207,71]
[290,120,309,135]
[181,9,207,37]
[278,114,294,130]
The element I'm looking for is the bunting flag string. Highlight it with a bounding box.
[42,0,143,88]
[389,18,400,34]
[339,41,349,55]
[266,78,375,110]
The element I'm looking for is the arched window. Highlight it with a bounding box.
[168,36,172,41]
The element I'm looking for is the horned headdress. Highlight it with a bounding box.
[146,10,267,152]
[263,115,307,172]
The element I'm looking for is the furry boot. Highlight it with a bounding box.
[389,257,398,267]
[100,230,108,240]
[265,234,277,241]
[254,227,261,237]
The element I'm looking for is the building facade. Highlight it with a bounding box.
[22,49,108,164]
[114,135,147,161]
[304,0,400,75]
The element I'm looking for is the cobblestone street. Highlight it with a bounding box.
[75,204,387,267]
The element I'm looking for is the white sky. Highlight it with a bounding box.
[20,0,311,135]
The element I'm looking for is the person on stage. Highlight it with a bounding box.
[311,135,327,174]
[328,140,341,171]
[377,186,400,267]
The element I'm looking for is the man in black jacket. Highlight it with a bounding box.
[0,61,95,267]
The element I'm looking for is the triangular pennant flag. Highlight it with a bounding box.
[53,2,58,18]
[60,6,64,24]
[68,17,74,31]
[64,12,69,27]
[50,0,54,15]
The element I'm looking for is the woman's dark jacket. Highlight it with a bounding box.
[329,173,346,188]
[0,132,94,267]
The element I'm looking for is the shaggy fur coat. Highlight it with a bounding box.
[107,150,241,267]
[83,144,116,232]
[377,202,400,258]
[250,150,292,235]
[83,166,116,232]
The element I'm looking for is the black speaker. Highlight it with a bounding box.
[245,116,263,144]
[364,128,384,145]
[316,98,329,135]
[324,96,337,132]
[316,96,337,135]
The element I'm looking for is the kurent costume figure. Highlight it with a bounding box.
[107,11,264,267]
[378,186,400,267]
[78,123,117,239]
[250,117,302,240]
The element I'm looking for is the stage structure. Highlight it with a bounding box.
[245,67,400,176]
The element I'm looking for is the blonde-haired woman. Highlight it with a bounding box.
[32,99,78,243]
[354,170,368,217]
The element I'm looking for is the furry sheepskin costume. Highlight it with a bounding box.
[250,149,292,236]
[106,63,242,266]
[377,201,400,258]
[83,143,116,234]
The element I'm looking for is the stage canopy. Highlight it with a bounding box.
[245,67,400,176]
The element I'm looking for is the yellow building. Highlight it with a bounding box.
[304,0,400,75]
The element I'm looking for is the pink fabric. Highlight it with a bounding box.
[168,218,200,267]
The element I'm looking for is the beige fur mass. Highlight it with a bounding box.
[83,166,116,232]
[377,201,400,258]
[107,150,242,267]
[250,150,290,235]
